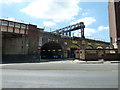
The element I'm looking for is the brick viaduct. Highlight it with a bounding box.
[1,19,119,63]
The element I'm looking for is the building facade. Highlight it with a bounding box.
[108,0,120,54]
[0,19,44,62]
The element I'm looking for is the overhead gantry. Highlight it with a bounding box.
[52,22,85,38]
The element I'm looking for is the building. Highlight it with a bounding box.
[0,19,44,63]
[108,0,120,54]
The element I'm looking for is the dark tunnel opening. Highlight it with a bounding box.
[41,41,63,59]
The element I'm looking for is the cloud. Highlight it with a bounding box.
[70,17,96,26]
[74,28,96,37]
[43,21,56,27]
[20,0,81,22]
[84,28,96,36]
[82,9,91,16]
[71,17,97,37]
[82,12,89,16]
[98,26,109,31]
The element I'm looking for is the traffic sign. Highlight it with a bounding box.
[37,46,41,50]
[77,47,80,50]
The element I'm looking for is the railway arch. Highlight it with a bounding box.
[41,41,63,59]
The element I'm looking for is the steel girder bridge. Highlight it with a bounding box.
[52,22,85,38]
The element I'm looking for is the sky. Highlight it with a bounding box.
[0,0,110,42]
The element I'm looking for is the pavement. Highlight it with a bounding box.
[0,59,119,67]
[0,60,119,71]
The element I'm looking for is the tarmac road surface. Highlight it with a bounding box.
[1,62,119,88]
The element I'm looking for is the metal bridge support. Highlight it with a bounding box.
[66,32,68,36]
[69,32,71,37]
[81,28,85,38]
[62,32,64,36]
[52,22,85,38]
[80,22,85,38]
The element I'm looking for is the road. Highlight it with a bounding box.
[1,61,119,88]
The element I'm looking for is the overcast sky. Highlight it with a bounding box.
[1,0,110,42]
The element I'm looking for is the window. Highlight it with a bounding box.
[27,25,29,29]
[15,23,20,28]
[9,22,14,27]
[21,24,26,29]
[2,21,8,25]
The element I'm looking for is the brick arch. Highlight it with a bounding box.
[41,41,64,59]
